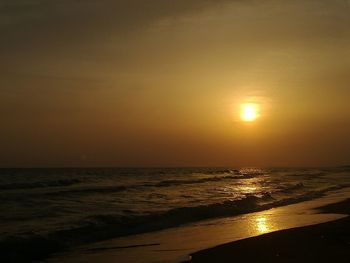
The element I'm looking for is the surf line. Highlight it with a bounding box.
[85,243,161,252]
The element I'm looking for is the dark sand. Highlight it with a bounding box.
[189,199,350,263]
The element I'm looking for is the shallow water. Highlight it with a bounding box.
[46,188,350,263]
[1,167,350,258]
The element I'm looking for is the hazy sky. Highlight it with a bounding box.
[1,0,349,167]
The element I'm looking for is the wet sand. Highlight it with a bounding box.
[45,189,350,263]
[189,198,350,263]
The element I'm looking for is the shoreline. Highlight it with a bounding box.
[3,187,349,263]
[43,188,350,263]
[188,198,350,262]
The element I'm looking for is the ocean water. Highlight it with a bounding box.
[1,167,350,260]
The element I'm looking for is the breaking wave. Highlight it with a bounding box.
[0,185,343,262]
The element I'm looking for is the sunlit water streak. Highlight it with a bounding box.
[0,167,350,255]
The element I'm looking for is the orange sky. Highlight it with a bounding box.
[1,0,349,167]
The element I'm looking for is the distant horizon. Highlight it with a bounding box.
[1,2,349,263]
[1,164,350,169]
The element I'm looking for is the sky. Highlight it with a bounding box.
[1,0,349,167]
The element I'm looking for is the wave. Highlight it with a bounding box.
[61,186,342,241]
[289,172,327,177]
[153,174,257,187]
[0,185,345,262]
[0,168,263,194]
[0,179,82,191]
[276,182,305,193]
[43,185,128,196]
[5,173,262,198]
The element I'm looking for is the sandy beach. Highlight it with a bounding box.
[189,198,350,263]
[41,188,350,263]
[2,1,350,263]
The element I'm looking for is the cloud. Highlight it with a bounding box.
[2,0,348,57]
[0,0,233,52]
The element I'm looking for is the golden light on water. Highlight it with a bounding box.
[240,103,259,122]
[256,217,268,233]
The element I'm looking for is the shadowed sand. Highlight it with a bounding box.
[44,189,350,263]
[188,199,350,263]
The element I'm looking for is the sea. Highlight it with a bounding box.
[1,167,350,261]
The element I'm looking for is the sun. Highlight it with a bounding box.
[240,103,259,122]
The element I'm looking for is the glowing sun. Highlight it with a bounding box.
[241,103,259,122]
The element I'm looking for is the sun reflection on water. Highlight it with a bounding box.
[256,216,268,233]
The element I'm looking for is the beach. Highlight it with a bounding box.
[2,168,350,263]
[2,1,350,262]
[189,198,350,263]
[44,187,350,263]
